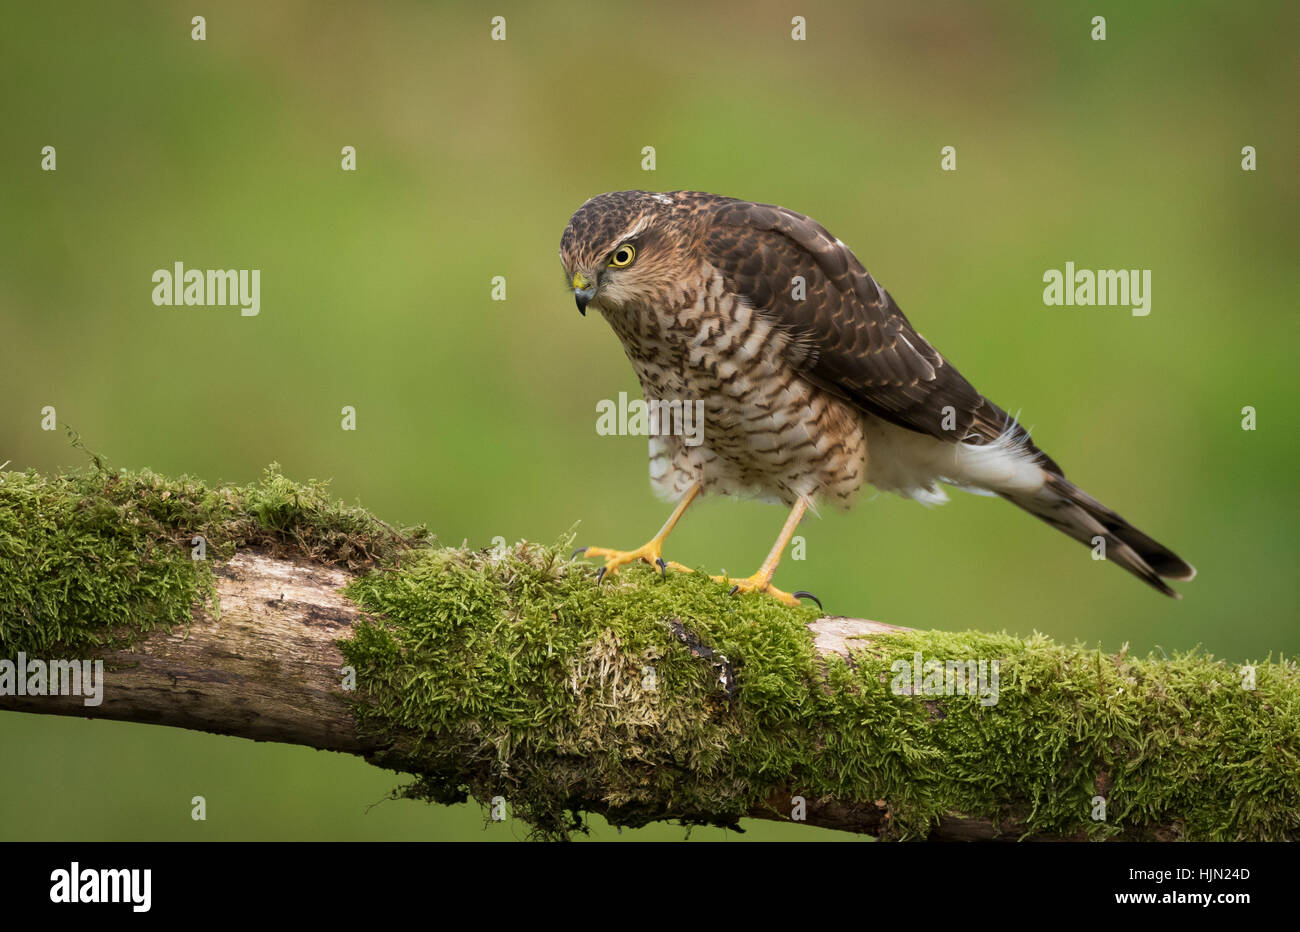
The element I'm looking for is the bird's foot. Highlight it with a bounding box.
[710,572,822,609]
[572,541,692,583]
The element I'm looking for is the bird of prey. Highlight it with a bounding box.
[560,191,1194,605]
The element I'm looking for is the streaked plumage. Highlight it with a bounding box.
[560,190,1194,599]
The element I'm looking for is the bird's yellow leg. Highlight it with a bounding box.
[713,498,813,607]
[576,483,700,581]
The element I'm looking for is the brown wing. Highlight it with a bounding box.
[700,195,1060,473]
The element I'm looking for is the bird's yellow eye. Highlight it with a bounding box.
[609,244,636,268]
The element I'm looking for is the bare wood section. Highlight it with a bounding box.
[808,615,910,657]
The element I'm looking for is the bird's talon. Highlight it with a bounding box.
[792,590,823,609]
[574,540,694,582]
[571,546,588,559]
[595,566,607,584]
[713,573,803,607]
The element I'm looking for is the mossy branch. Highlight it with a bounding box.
[1,466,1297,840]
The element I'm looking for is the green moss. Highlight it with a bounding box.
[342,542,1300,841]
[0,463,428,654]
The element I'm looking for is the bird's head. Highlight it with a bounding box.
[559,191,691,315]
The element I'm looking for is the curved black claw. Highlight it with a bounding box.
[595,566,608,585]
[571,546,589,559]
[792,590,823,609]
[655,557,668,578]
[728,585,740,597]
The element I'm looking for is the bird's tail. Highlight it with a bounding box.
[998,472,1195,598]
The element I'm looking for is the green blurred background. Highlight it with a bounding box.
[1,1,1296,840]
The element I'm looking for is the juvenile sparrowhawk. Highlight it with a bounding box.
[560,191,1194,605]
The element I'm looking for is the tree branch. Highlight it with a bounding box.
[2,466,1296,841]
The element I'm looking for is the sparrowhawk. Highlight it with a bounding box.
[560,191,1194,605]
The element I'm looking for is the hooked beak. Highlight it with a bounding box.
[572,272,595,316]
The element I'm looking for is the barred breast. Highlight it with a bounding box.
[600,266,868,508]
